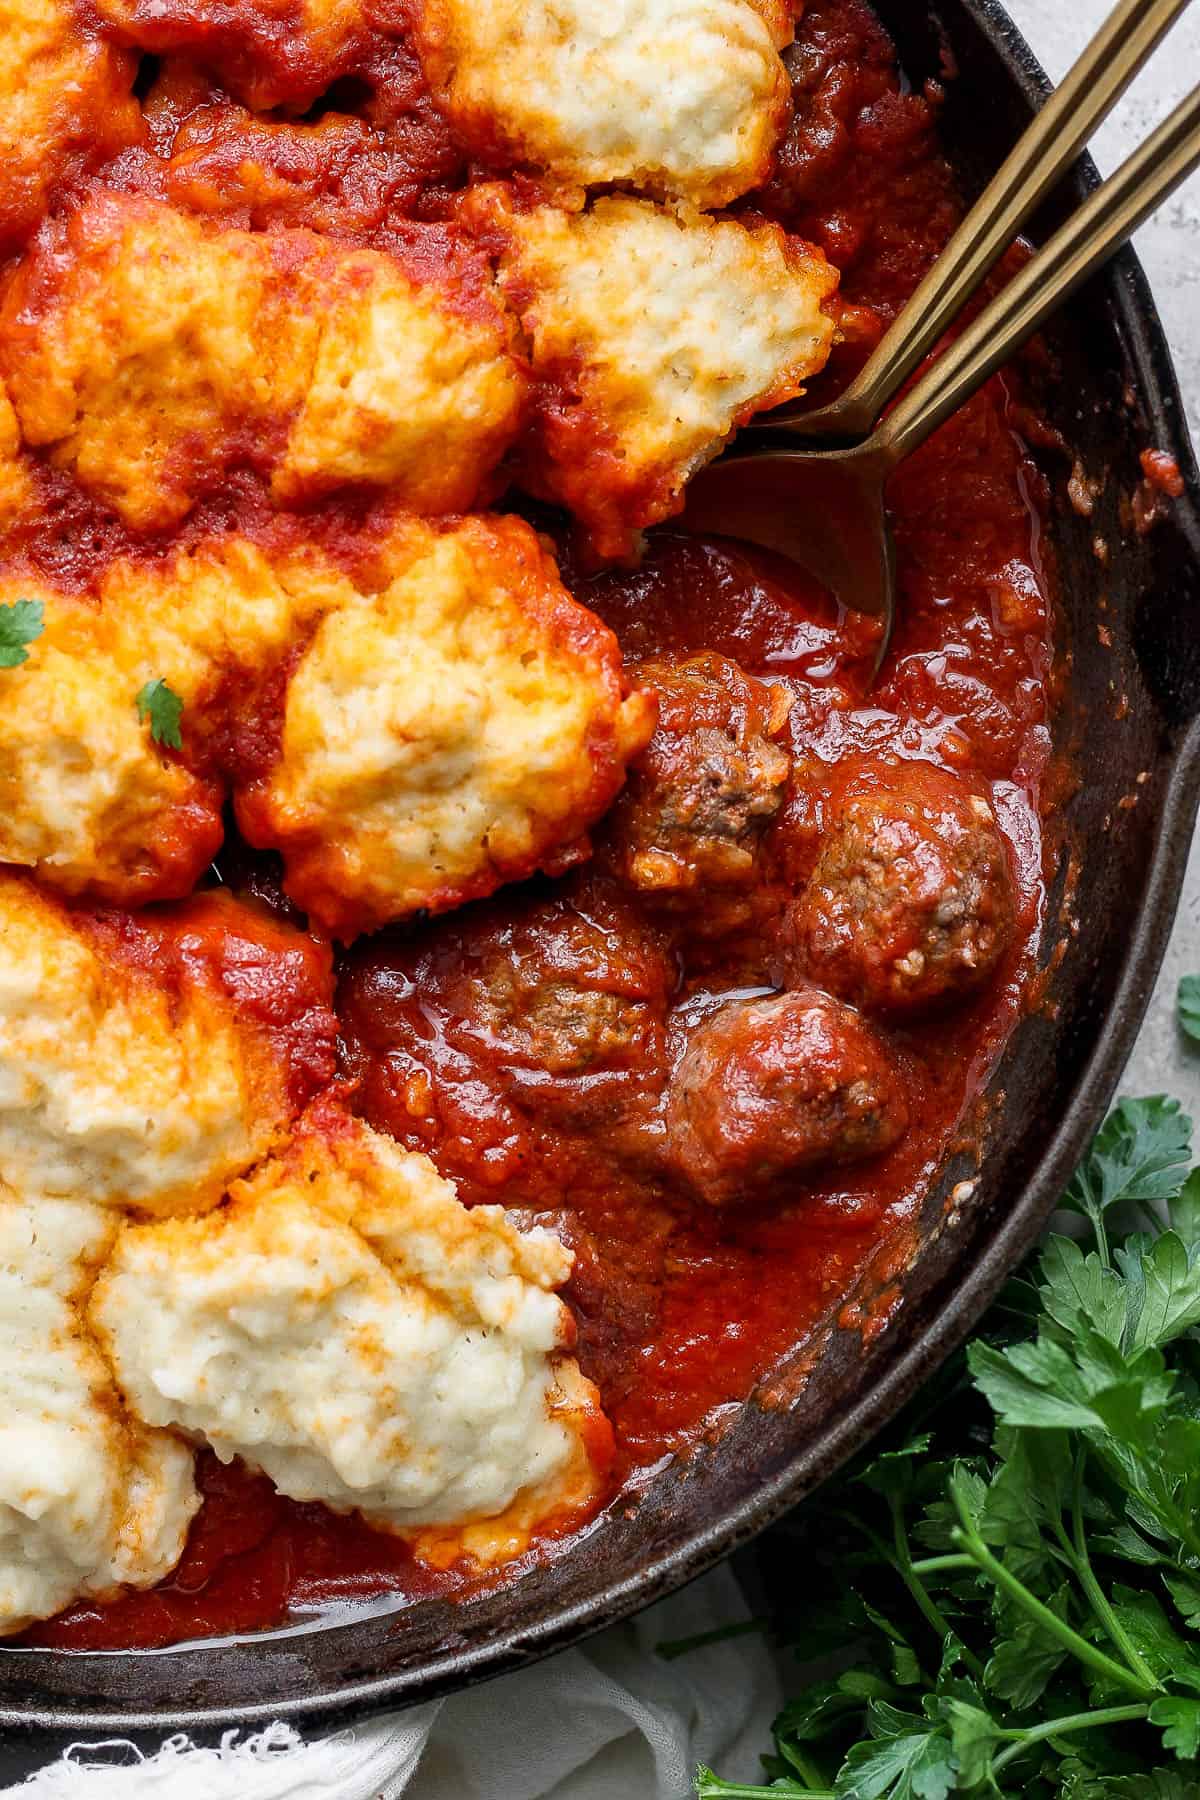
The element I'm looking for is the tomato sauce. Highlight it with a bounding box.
[22,0,1057,1651]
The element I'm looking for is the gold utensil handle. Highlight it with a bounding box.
[877,81,1200,466]
[774,0,1193,442]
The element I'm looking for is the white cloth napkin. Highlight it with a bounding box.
[3,1565,780,1800]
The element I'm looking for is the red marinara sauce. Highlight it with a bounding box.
[26,0,1056,1651]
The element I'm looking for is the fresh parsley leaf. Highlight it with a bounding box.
[1092,1520,1171,1567]
[1063,1098,1193,1238]
[1038,1235,1128,1346]
[985,1583,1073,1708]
[1179,978,1200,1046]
[919,1466,988,1556]
[968,1338,1100,1431]
[839,1671,903,1704]
[1164,1572,1200,1632]
[0,597,44,668]
[1149,1696,1200,1759]
[834,1704,955,1800]
[1169,1170,1200,1249]
[1062,1774,1198,1800]
[859,1436,935,1504]
[986,1429,1072,1537]
[940,1698,1006,1788]
[699,1097,1200,1800]
[773,1684,866,1745]
[891,1643,923,1689]
[1117,1230,1200,1352]
[1108,1587,1200,1693]
[135,677,185,751]
[968,1333,1169,1438]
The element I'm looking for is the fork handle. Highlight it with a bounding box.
[772,0,1193,442]
[875,81,1200,467]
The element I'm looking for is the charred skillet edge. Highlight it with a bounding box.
[5,0,1200,1737]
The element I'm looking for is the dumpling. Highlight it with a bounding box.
[0,579,224,905]
[472,189,838,557]
[236,513,656,938]
[411,0,794,209]
[0,536,331,905]
[0,1194,197,1635]
[92,1107,613,1568]
[0,192,524,530]
[0,874,336,1217]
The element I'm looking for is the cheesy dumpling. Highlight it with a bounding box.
[0,537,334,905]
[0,523,651,924]
[0,0,140,253]
[477,190,839,558]
[272,240,525,510]
[93,0,387,112]
[0,192,524,531]
[237,513,656,939]
[92,1109,612,1567]
[0,1195,197,1635]
[100,531,341,718]
[0,874,334,1218]
[412,0,793,209]
[0,578,223,905]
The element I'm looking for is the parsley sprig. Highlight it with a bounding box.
[135,677,185,751]
[0,597,44,668]
[694,997,1200,1797]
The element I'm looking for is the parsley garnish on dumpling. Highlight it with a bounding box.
[135,677,185,752]
[0,598,44,668]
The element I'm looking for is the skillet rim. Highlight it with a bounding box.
[3,0,1199,1734]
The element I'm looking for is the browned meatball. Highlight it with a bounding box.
[467,891,673,1118]
[339,876,675,1204]
[663,989,909,1206]
[599,653,791,917]
[789,762,1015,1017]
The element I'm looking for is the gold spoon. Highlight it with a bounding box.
[683,5,1200,665]
[762,0,1193,446]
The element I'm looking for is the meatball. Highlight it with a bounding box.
[790,763,1015,1016]
[663,989,908,1205]
[474,958,658,1089]
[339,877,675,1204]
[399,880,672,1125]
[600,652,791,920]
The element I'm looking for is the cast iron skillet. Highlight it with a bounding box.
[3,0,1199,1738]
